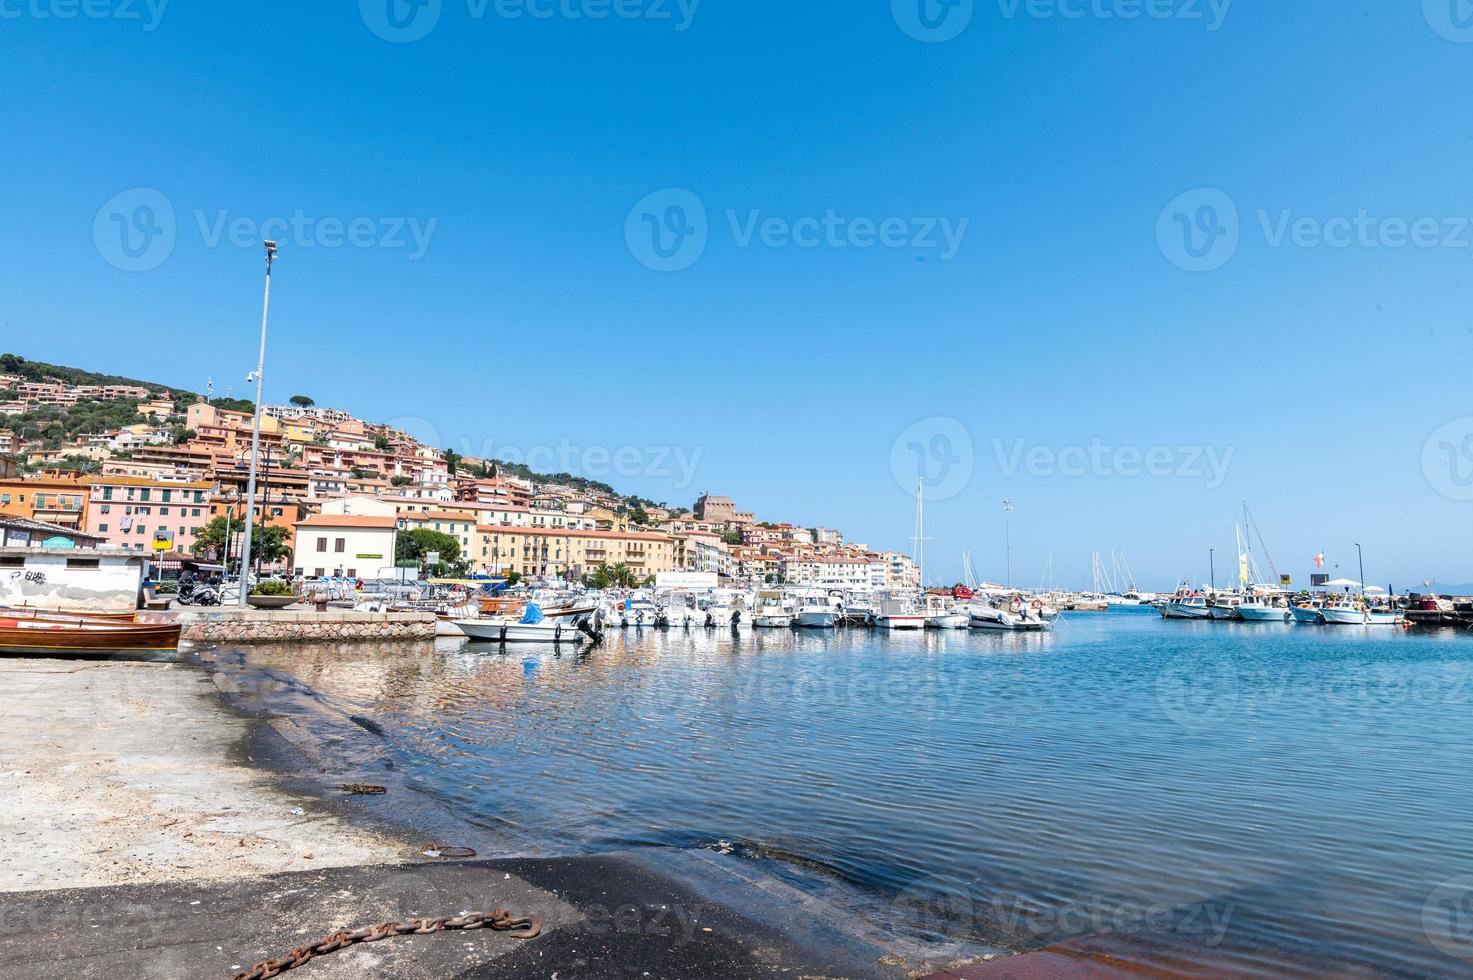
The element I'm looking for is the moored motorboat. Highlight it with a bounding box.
[967,603,1052,632]
[454,617,590,644]
[1290,600,1325,624]
[1160,592,1211,619]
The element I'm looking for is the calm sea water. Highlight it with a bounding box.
[221,609,1473,977]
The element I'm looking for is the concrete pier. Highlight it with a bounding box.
[176,608,436,644]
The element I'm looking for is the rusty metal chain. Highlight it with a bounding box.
[231,908,542,979]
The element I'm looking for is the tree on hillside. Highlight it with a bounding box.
[628,506,650,526]
[192,517,290,565]
[395,528,463,576]
[289,395,315,408]
[444,449,462,476]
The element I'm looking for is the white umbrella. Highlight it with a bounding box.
[1364,586,1387,595]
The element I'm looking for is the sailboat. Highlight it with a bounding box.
[878,477,928,629]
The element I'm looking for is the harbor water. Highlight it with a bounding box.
[217,608,1473,977]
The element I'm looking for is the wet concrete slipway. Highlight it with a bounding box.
[0,653,957,980]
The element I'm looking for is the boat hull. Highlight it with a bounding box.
[0,619,181,656]
[1161,602,1211,619]
[454,619,587,643]
[1320,607,1368,625]
[1207,604,1239,620]
[794,611,837,628]
[875,615,925,630]
[1289,606,1324,624]
[1235,605,1289,622]
[753,614,794,628]
[925,614,969,629]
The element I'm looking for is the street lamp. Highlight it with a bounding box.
[1002,499,1013,589]
[237,240,277,605]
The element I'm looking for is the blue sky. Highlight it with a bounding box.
[4,0,1473,589]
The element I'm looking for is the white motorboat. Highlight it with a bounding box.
[1161,592,1211,619]
[1206,594,1241,620]
[1289,600,1324,624]
[793,591,839,628]
[1235,597,1290,622]
[751,590,794,628]
[968,603,1052,632]
[874,598,925,630]
[1321,600,1404,626]
[455,617,589,644]
[925,610,968,629]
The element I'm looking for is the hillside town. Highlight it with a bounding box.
[0,357,920,590]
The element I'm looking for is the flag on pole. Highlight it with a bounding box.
[1314,553,1325,569]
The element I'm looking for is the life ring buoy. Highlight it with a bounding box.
[1031,599,1043,611]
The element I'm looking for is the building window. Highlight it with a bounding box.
[334,538,345,553]
[98,524,109,532]
[316,538,327,552]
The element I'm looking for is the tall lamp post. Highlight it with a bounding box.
[1355,542,1365,601]
[237,240,278,605]
[1002,499,1014,589]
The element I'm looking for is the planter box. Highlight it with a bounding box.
[247,595,298,609]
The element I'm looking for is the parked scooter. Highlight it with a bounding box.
[177,579,221,606]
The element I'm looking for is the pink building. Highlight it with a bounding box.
[84,477,213,553]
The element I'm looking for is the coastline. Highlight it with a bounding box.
[0,649,958,979]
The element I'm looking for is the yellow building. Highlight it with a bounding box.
[473,525,678,580]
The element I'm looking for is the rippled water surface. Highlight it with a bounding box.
[226,609,1473,976]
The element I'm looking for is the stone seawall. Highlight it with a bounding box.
[177,609,436,643]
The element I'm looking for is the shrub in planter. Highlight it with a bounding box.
[251,579,296,597]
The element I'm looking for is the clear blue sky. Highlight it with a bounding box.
[4,1,1472,590]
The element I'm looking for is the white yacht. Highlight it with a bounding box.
[793,592,839,628]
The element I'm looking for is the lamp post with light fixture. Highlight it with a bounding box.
[236,240,277,605]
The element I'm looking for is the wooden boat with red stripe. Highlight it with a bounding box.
[0,615,181,655]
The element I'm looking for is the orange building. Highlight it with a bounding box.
[0,474,89,530]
